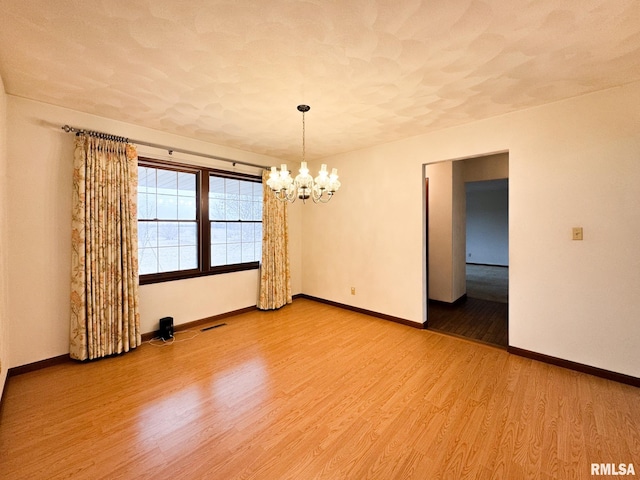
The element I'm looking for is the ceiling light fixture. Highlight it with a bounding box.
[267,105,341,203]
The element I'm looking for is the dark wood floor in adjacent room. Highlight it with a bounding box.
[428,297,508,347]
[1,299,638,479]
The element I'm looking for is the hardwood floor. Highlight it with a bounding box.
[428,297,508,347]
[1,299,638,479]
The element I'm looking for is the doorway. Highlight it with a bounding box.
[424,154,509,348]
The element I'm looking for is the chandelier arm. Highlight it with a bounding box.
[311,188,332,203]
[311,186,321,203]
[285,188,297,203]
[273,188,294,203]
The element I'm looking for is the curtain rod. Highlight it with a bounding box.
[61,125,267,170]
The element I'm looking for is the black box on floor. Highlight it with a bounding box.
[159,316,174,340]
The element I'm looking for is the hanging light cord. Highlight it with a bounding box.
[301,109,306,162]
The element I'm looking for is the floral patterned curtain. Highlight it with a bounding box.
[258,170,292,310]
[70,134,141,361]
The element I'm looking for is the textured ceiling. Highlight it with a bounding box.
[1,0,640,161]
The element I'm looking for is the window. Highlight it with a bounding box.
[138,158,262,284]
[209,175,263,267]
[138,166,198,275]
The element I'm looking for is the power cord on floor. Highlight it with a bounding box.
[147,329,200,347]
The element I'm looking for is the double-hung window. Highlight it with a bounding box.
[137,158,262,284]
[209,174,263,267]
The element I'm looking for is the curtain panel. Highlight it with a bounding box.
[258,170,292,310]
[70,134,141,361]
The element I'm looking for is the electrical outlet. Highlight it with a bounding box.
[351,287,356,295]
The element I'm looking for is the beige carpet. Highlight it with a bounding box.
[466,264,508,303]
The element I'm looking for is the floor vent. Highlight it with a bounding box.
[201,323,227,332]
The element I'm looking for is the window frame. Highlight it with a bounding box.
[138,157,262,285]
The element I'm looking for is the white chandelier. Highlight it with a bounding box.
[267,105,341,203]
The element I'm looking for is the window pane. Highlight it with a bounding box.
[179,245,197,270]
[179,222,197,246]
[227,223,241,243]
[239,181,253,201]
[241,223,254,243]
[158,222,179,247]
[227,243,241,264]
[211,244,226,266]
[157,169,177,195]
[158,247,179,272]
[138,167,157,194]
[225,179,240,198]
[138,222,158,248]
[254,223,263,243]
[225,179,240,220]
[225,197,239,220]
[137,192,146,219]
[157,195,177,219]
[139,247,158,275]
[178,196,196,220]
[239,201,252,220]
[210,176,225,196]
[209,175,225,220]
[138,193,157,219]
[242,242,255,263]
[138,222,148,248]
[210,198,224,220]
[253,182,262,199]
[145,193,158,219]
[253,200,262,221]
[178,172,196,196]
[147,194,158,219]
[211,222,226,244]
[138,167,148,193]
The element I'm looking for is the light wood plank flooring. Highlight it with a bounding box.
[1,299,638,479]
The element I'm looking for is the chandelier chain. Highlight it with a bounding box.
[301,110,306,162]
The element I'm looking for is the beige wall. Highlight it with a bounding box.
[303,81,640,378]
[0,75,8,394]
[463,152,509,182]
[425,161,454,302]
[5,96,302,368]
[424,159,469,304]
[451,160,466,302]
